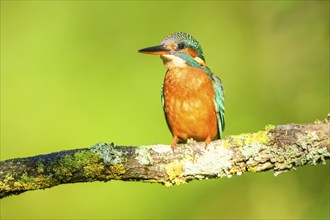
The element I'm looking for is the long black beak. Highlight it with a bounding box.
[138,45,170,55]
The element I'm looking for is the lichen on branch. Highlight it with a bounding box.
[1,114,329,199]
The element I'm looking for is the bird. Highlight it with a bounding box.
[138,32,225,149]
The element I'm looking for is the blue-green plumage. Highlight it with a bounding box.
[204,66,226,137]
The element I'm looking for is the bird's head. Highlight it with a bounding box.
[138,32,206,69]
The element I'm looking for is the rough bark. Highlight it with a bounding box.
[1,115,329,199]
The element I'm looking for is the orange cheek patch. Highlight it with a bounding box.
[183,48,197,58]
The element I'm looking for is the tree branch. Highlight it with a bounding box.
[1,114,329,199]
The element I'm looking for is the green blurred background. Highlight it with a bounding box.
[1,1,329,219]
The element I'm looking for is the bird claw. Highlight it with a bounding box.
[170,136,179,151]
[204,137,212,148]
[170,137,212,151]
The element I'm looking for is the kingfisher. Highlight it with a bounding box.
[138,32,225,149]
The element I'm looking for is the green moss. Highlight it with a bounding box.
[53,150,101,180]
[47,148,128,182]
[36,161,45,174]
[0,148,128,197]
[1,145,192,196]
[20,172,33,183]
[61,151,99,169]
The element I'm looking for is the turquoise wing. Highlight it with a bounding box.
[161,84,172,131]
[161,85,165,111]
[202,67,225,138]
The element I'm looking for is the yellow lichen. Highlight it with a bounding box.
[2,173,55,194]
[1,173,55,197]
[183,154,193,161]
[264,124,275,131]
[84,163,104,179]
[105,164,126,179]
[13,181,23,188]
[165,160,186,186]
[228,166,244,175]
[249,130,270,145]
[221,139,232,149]
[4,175,14,182]
[246,165,259,172]
[231,129,270,147]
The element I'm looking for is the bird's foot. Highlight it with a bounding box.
[170,136,179,151]
[204,137,212,148]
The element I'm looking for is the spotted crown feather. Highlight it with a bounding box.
[161,32,205,61]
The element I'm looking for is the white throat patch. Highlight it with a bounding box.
[160,54,187,69]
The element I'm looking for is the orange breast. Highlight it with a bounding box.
[163,66,219,143]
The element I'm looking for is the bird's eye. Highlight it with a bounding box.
[177,43,185,50]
